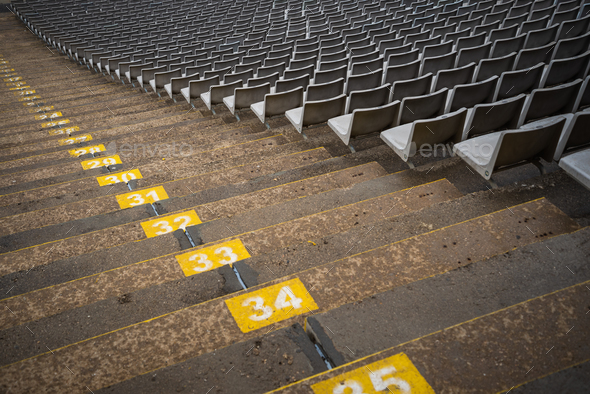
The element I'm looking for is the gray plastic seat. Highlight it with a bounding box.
[223,83,271,119]
[235,60,262,74]
[247,72,280,88]
[518,15,550,36]
[399,88,449,125]
[386,49,420,67]
[523,24,558,49]
[257,62,286,78]
[285,94,347,133]
[384,60,421,85]
[555,13,590,41]
[433,62,476,91]
[461,94,527,140]
[554,110,590,160]
[186,63,213,77]
[319,57,349,71]
[572,75,590,111]
[551,31,590,61]
[136,64,167,89]
[473,52,517,82]
[390,73,433,103]
[559,148,590,190]
[454,115,565,184]
[493,62,544,101]
[346,84,391,113]
[518,79,583,126]
[224,69,254,85]
[456,32,487,52]
[275,74,310,94]
[381,107,467,165]
[203,66,232,80]
[539,51,590,88]
[445,76,498,113]
[283,64,315,81]
[306,78,345,102]
[456,43,491,67]
[490,34,526,58]
[149,68,182,94]
[250,87,304,126]
[165,72,199,99]
[345,69,383,95]
[181,75,220,104]
[313,65,348,84]
[351,56,384,75]
[329,100,402,148]
[421,51,457,76]
[513,42,555,70]
[423,41,454,59]
[201,79,243,111]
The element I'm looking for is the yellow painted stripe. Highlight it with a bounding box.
[80,154,121,170]
[19,95,40,101]
[34,111,62,121]
[41,119,70,128]
[141,210,201,238]
[69,144,105,157]
[176,238,250,276]
[58,134,92,145]
[96,169,142,186]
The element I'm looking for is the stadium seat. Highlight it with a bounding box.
[421,51,457,76]
[390,73,433,103]
[305,78,345,102]
[201,80,243,112]
[181,75,220,105]
[384,60,421,85]
[149,68,182,95]
[493,62,544,101]
[399,88,448,125]
[329,100,402,149]
[346,83,391,113]
[433,62,476,91]
[223,83,271,120]
[345,68,383,95]
[517,79,583,126]
[164,72,199,100]
[539,51,590,88]
[553,109,590,161]
[456,42,491,67]
[285,94,347,133]
[551,31,590,61]
[559,148,590,190]
[445,76,498,113]
[250,86,304,126]
[461,93,527,140]
[454,116,565,185]
[381,107,467,166]
[473,52,517,82]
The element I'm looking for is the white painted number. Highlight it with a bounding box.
[126,194,145,206]
[214,246,238,264]
[189,253,213,272]
[243,296,273,321]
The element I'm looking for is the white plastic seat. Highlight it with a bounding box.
[346,84,391,114]
[461,94,527,140]
[223,83,271,119]
[285,94,347,133]
[164,72,200,99]
[149,68,182,94]
[329,100,401,148]
[518,79,583,126]
[250,87,304,126]
[432,62,476,92]
[381,107,467,165]
[201,80,243,112]
[180,75,220,104]
[553,110,590,161]
[399,88,449,125]
[454,115,565,184]
[306,78,345,102]
[345,69,383,95]
[559,148,590,190]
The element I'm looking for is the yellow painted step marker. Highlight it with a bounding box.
[49,125,79,136]
[35,111,62,120]
[69,144,105,157]
[19,95,40,101]
[96,168,142,186]
[14,89,35,96]
[41,119,70,128]
[311,353,435,394]
[80,154,121,170]
[29,105,54,113]
[4,77,21,81]
[225,278,318,333]
[58,133,92,145]
[141,210,201,238]
[176,238,251,276]
[116,186,168,209]
[9,86,30,90]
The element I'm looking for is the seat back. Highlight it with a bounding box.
[384,60,421,85]
[347,84,391,113]
[518,15,550,36]
[301,94,347,127]
[235,60,262,74]
[456,43,491,67]
[495,117,565,169]
[464,93,526,138]
[306,78,345,101]
[210,80,243,104]
[349,100,401,139]
[400,88,448,124]
[314,65,348,84]
[275,74,310,94]
[540,51,590,88]
[520,79,583,125]
[224,69,254,85]
[473,52,516,82]
[421,51,457,76]
[523,24,558,49]
[154,68,182,88]
[386,49,419,67]
[247,72,280,88]
[423,40,454,59]
[189,75,220,98]
[555,13,590,41]
[284,64,316,81]
[264,53,291,67]
[170,72,199,94]
[391,73,433,102]
[513,42,554,70]
[204,66,232,79]
[264,87,304,117]
[553,31,590,61]
[490,34,526,58]
[258,62,286,78]
[412,107,468,148]
[434,62,476,91]
[494,62,544,100]
[456,32,487,52]
[555,111,590,160]
[319,57,349,71]
[345,69,383,95]
[446,76,498,113]
[351,56,384,75]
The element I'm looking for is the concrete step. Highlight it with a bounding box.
[271,274,590,393]
[0,199,578,393]
[304,226,590,365]
[0,175,445,341]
